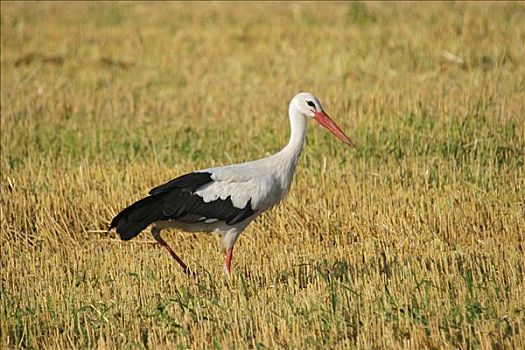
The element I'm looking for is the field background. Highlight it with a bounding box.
[1,2,524,349]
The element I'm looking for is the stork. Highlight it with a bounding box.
[109,92,353,274]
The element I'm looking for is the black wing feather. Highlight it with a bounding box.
[110,172,255,241]
[149,172,212,195]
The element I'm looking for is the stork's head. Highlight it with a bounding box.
[290,92,354,147]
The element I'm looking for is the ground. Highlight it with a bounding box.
[1,2,524,349]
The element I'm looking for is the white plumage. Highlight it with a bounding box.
[110,92,353,274]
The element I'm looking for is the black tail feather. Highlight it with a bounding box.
[109,194,166,241]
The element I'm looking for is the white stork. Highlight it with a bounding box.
[110,92,353,274]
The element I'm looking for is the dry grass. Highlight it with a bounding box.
[1,2,524,349]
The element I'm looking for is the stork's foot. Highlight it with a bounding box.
[183,267,198,279]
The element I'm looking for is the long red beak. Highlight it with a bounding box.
[314,111,354,147]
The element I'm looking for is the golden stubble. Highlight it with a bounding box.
[1,2,524,349]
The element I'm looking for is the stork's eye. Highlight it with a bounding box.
[306,101,315,108]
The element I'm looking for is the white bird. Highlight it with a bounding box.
[109,92,353,274]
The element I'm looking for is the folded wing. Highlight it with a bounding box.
[109,170,265,241]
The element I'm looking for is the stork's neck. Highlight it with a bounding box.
[277,107,307,170]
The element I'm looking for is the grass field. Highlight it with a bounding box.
[1,2,524,349]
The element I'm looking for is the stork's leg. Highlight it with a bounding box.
[224,248,234,275]
[151,226,190,274]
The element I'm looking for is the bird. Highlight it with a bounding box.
[109,92,353,274]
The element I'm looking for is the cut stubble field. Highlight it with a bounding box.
[1,2,524,349]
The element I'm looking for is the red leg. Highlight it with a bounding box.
[224,248,233,274]
[152,227,190,274]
